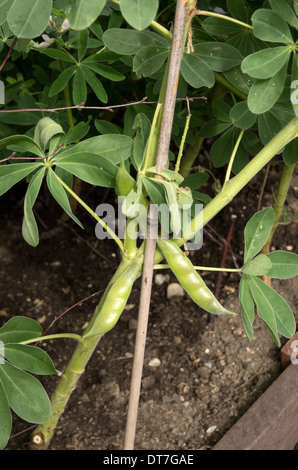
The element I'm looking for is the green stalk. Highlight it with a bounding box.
[31,258,132,448]
[261,163,296,254]
[184,118,298,242]
[195,9,253,30]
[179,135,204,178]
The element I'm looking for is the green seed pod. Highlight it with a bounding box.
[116,158,136,197]
[157,239,235,316]
[83,256,143,338]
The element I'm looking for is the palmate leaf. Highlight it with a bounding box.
[80,66,108,103]
[265,251,298,279]
[69,0,106,30]
[243,207,275,262]
[102,28,169,55]
[193,42,242,72]
[247,275,296,343]
[7,0,52,39]
[0,361,51,424]
[239,275,255,341]
[251,9,293,44]
[247,61,288,114]
[72,67,87,106]
[49,65,76,97]
[22,167,46,247]
[269,0,298,29]
[0,162,42,197]
[241,46,291,80]
[3,344,57,376]
[46,169,84,228]
[120,0,159,31]
[181,54,214,89]
[0,381,12,450]
[0,316,43,344]
[133,45,169,77]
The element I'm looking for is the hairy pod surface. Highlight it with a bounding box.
[157,239,235,316]
[83,256,143,337]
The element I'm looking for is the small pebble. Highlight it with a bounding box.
[206,425,217,436]
[167,283,184,299]
[148,358,161,367]
[154,273,167,285]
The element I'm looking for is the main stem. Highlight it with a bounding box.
[31,258,131,448]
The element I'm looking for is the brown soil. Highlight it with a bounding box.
[1,162,298,451]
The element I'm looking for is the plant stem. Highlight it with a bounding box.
[224,129,244,184]
[52,170,125,254]
[175,98,191,174]
[20,333,83,345]
[31,258,131,448]
[154,264,241,272]
[195,9,253,30]
[261,163,296,255]
[179,135,204,178]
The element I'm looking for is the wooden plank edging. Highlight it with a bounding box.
[213,363,298,450]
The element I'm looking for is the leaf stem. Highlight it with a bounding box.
[52,170,125,254]
[195,9,253,30]
[20,333,83,345]
[154,263,241,272]
[224,129,244,184]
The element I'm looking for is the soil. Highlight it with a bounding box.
[1,162,298,451]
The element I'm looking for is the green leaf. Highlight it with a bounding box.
[21,169,45,247]
[102,28,168,55]
[283,138,298,165]
[213,100,232,123]
[242,254,272,276]
[0,0,11,26]
[78,29,89,62]
[46,169,84,228]
[4,344,57,376]
[230,101,257,130]
[247,276,296,340]
[132,112,151,169]
[7,0,52,38]
[252,9,293,44]
[69,0,106,30]
[181,172,209,190]
[239,275,255,341]
[247,62,288,114]
[94,120,122,135]
[55,134,133,164]
[83,62,125,81]
[0,317,42,345]
[0,381,12,450]
[0,135,43,157]
[120,0,158,31]
[142,176,166,207]
[266,251,298,279]
[269,0,298,29]
[133,45,169,77]
[202,17,244,35]
[0,162,42,197]
[224,65,253,95]
[258,111,283,145]
[210,127,235,167]
[65,121,90,145]
[73,67,87,105]
[39,48,76,63]
[34,117,64,151]
[227,0,248,22]
[241,46,291,80]
[55,154,117,188]
[0,361,51,423]
[193,42,242,72]
[246,276,280,345]
[198,120,231,138]
[181,54,214,89]
[244,207,275,262]
[81,66,107,103]
[49,65,76,97]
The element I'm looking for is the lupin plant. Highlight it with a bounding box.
[0,0,298,451]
